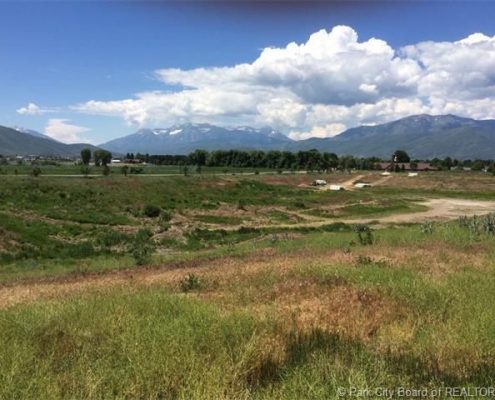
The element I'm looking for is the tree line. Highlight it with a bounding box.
[130,149,381,171]
[80,149,112,166]
[87,148,495,172]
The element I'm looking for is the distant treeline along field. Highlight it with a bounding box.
[2,148,493,172]
[121,149,492,172]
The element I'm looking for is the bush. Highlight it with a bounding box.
[354,224,374,245]
[129,229,154,265]
[31,167,42,177]
[143,204,161,218]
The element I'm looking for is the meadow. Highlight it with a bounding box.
[1,169,495,399]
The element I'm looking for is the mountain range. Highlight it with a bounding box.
[285,114,495,159]
[2,114,495,159]
[99,124,291,155]
[0,126,100,157]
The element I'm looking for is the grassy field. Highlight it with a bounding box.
[1,170,495,398]
[0,162,295,176]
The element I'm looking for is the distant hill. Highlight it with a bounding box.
[11,126,55,141]
[290,114,495,159]
[5,114,495,159]
[0,125,100,157]
[99,123,293,154]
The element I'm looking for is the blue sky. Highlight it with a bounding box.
[3,1,495,143]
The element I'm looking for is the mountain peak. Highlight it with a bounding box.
[100,123,292,154]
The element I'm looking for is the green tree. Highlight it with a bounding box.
[393,150,410,163]
[93,150,112,167]
[80,148,91,165]
[471,160,485,171]
[188,149,208,167]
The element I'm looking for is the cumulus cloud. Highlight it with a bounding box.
[73,25,495,138]
[289,123,347,140]
[17,102,60,116]
[44,119,90,144]
[16,103,54,115]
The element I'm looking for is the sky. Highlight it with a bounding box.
[3,0,495,144]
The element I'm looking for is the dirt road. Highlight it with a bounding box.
[235,198,495,231]
[363,198,495,224]
[319,174,366,191]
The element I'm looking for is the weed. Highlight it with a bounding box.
[355,255,373,266]
[421,220,434,234]
[180,273,202,292]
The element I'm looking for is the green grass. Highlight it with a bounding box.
[0,290,266,399]
[1,171,495,397]
[193,214,246,225]
[1,275,494,399]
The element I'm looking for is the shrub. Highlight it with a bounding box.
[31,167,42,177]
[129,229,154,265]
[102,165,111,176]
[143,204,161,218]
[353,224,374,246]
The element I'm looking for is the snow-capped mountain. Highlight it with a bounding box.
[99,123,293,154]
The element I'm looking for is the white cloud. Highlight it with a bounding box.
[72,26,495,138]
[289,123,347,140]
[17,102,60,116]
[44,119,90,144]
[16,103,53,115]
